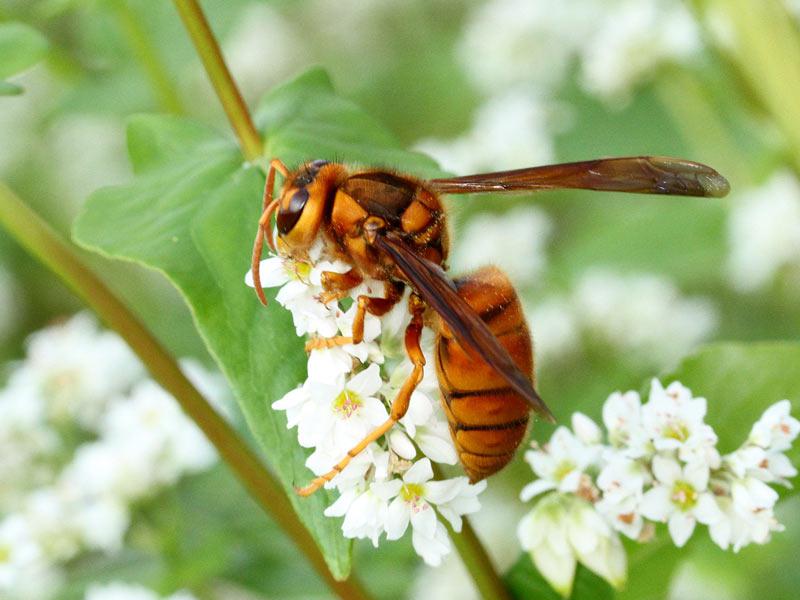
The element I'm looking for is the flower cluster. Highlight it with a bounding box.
[458,0,700,104]
[246,241,487,566]
[85,582,198,600]
[0,314,227,600]
[726,171,800,293]
[527,268,718,367]
[517,379,798,597]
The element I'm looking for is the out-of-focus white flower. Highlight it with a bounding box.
[0,514,59,600]
[416,91,558,174]
[640,455,722,547]
[450,206,553,290]
[223,4,309,106]
[708,493,784,552]
[526,298,581,365]
[574,269,718,367]
[518,493,626,596]
[100,378,217,486]
[458,0,599,93]
[9,313,143,431]
[85,582,199,600]
[580,0,701,103]
[727,171,800,292]
[46,114,130,205]
[521,426,601,502]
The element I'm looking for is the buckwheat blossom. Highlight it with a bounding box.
[222,4,309,106]
[458,0,701,104]
[6,312,144,431]
[85,582,198,600]
[573,269,718,367]
[247,251,487,566]
[0,314,229,599]
[415,90,558,175]
[449,206,553,290]
[517,381,798,596]
[579,0,701,103]
[726,171,800,293]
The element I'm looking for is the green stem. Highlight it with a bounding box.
[690,0,800,173]
[653,68,751,187]
[433,466,512,600]
[0,182,370,600]
[172,0,263,162]
[111,0,184,114]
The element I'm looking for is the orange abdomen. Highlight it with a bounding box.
[435,266,534,483]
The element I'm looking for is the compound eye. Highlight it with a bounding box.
[277,188,309,234]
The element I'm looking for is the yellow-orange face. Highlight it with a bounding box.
[275,159,332,258]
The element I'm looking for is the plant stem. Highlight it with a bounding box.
[432,466,512,600]
[111,0,184,114]
[0,182,370,600]
[172,0,263,162]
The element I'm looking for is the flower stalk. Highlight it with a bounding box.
[0,182,371,600]
[172,0,263,161]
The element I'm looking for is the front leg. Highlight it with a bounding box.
[317,268,364,305]
[305,282,403,352]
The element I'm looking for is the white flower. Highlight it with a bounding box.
[378,458,485,566]
[244,248,346,337]
[596,456,648,539]
[0,514,59,600]
[416,91,558,175]
[640,456,722,546]
[457,0,598,93]
[382,360,457,465]
[526,298,581,364]
[85,581,199,600]
[301,364,389,473]
[642,380,720,470]
[13,312,143,431]
[573,269,718,367]
[520,426,600,501]
[748,400,800,452]
[305,303,384,385]
[324,445,392,546]
[708,494,784,552]
[727,171,800,292]
[602,390,650,458]
[579,0,701,103]
[518,494,626,597]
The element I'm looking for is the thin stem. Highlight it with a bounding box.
[433,466,512,600]
[111,0,184,114]
[0,182,370,600]
[172,0,263,161]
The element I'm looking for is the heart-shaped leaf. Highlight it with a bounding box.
[73,68,439,579]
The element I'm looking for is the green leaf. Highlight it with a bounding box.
[73,68,440,579]
[505,554,615,600]
[0,22,49,80]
